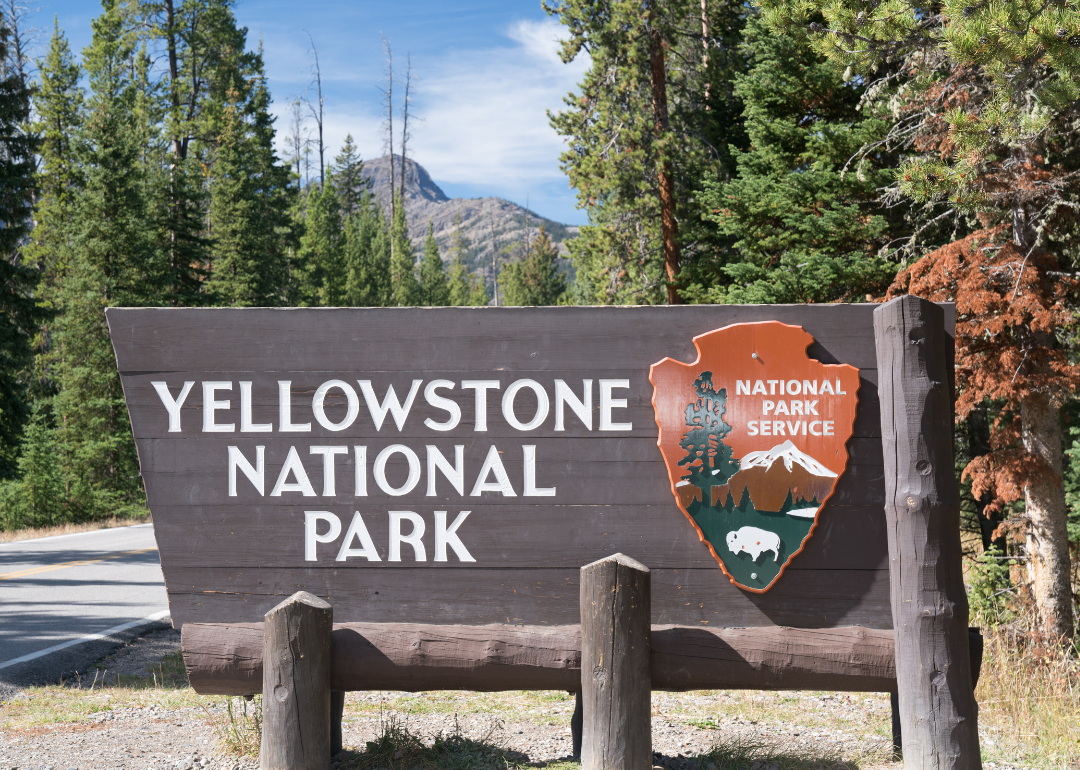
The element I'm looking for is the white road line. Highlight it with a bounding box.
[0,523,153,548]
[0,610,171,670]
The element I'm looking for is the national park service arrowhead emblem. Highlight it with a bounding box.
[650,322,860,593]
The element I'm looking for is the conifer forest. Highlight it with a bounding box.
[0,0,1076,639]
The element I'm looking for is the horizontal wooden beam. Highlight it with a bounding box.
[181,622,901,696]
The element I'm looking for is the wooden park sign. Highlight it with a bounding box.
[107,301,982,770]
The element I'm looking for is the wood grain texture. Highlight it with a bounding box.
[260,591,332,770]
[150,502,889,570]
[874,297,980,770]
[106,305,952,630]
[580,554,651,770]
[165,566,893,628]
[181,622,902,696]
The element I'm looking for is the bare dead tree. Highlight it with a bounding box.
[399,52,416,205]
[303,31,325,188]
[0,0,39,86]
[701,0,710,106]
[380,34,395,221]
[284,98,310,186]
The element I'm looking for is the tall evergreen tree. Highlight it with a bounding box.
[297,172,345,306]
[25,20,83,400]
[547,0,749,304]
[343,200,391,307]
[205,45,294,306]
[498,227,566,306]
[0,8,43,477]
[694,14,897,304]
[388,192,419,305]
[332,134,369,217]
[418,221,450,306]
[50,0,157,515]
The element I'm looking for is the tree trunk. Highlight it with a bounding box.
[648,17,681,305]
[1020,393,1075,639]
[967,407,1005,553]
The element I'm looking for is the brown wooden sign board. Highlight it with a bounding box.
[107,305,953,630]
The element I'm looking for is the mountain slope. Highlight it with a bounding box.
[359,156,578,286]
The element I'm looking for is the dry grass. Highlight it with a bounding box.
[975,630,1080,768]
[0,515,150,544]
[337,713,524,770]
[206,695,262,758]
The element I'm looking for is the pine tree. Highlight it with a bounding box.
[332,134,369,217]
[297,172,346,306]
[694,14,897,304]
[388,192,419,305]
[418,221,450,306]
[0,8,43,477]
[546,0,749,304]
[343,200,392,307]
[50,0,157,516]
[206,45,294,306]
[498,227,566,306]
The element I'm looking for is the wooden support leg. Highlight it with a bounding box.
[571,690,583,757]
[874,296,982,770]
[260,591,333,770]
[580,553,651,770]
[890,692,902,761]
[331,690,345,757]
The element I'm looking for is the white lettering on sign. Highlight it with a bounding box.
[336,512,380,561]
[312,380,360,431]
[461,380,499,431]
[271,446,317,496]
[279,381,311,432]
[423,380,460,431]
[471,445,516,496]
[152,381,194,432]
[360,380,423,431]
[304,510,476,563]
[599,379,632,431]
[502,379,550,431]
[374,444,422,496]
[554,379,592,431]
[150,375,637,566]
[202,382,235,433]
[240,382,272,432]
[228,445,264,496]
[389,511,427,561]
[426,445,465,496]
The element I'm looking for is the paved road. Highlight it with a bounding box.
[0,524,169,691]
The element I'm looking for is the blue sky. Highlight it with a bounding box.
[33,1,591,224]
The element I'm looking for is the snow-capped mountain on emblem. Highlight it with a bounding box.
[650,321,860,593]
[740,440,837,477]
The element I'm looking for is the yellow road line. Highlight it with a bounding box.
[0,547,158,581]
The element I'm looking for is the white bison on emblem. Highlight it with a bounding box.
[726,526,781,562]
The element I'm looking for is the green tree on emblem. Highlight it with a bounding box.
[678,372,739,490]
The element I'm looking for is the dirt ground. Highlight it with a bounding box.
[0,628,1033,770]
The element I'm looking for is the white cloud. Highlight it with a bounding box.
[273,17,589,211]
[411,18,588,191]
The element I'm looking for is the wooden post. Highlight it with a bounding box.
[890,692,902,761]
[261,591,333,770]
[580,553,651,770]
[331,691,345,756]
[571,690,583,757]
[874,296,981,769]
